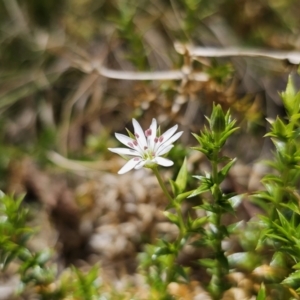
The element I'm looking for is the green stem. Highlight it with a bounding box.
[209,149,227,299]
[152,167,173,202]
[165,204,186,285]
[270,159,289,220]
[152,166,186,292]
[212,148,219,182]
[152,167,185,238]
[175,205,186,238]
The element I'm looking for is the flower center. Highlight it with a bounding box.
[142,148,155,160]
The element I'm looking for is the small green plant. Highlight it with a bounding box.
[0,192,60,298]
[190,103,239,298]
[109,104,239,299]
[0,192,34,270]
[0,192,107,299]
[255,76,300,297]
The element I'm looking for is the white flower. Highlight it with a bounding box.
[108,118,183,174]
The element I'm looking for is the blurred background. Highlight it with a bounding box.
[1,0,300,297]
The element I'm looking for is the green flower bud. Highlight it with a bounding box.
[211,104,226,133]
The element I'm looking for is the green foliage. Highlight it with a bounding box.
[192,104,238,161]
[254,76,300,297]
[0,192,60,298]
[206,62,233,85]
[0,192,33,269]
[143,105,239,300]
[0,192,110,299]
[256,283,266,300]
[111,0,149,70]
[169,157,188,197]
[139,243,176,300]
[177,0,223,39]
[191,104,239,299]
[149,158,194,298]
[72,266,101,300]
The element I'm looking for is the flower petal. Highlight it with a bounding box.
[148,118,157,149]
[154,124,178,152]
[154,157,174,167]
[108,147,140,156]
[115,133,144,155]
[156,144,174,156]
[115,133,135,148]
[162,131,183,146]
[150,118,157,135]
[118,158,141,174]
[132,119,147,149]
[156,131,183,153]
[134,160,147,169]
[161,124,178,142]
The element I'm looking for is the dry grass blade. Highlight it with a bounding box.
[63,48,209,81]
[184,45,300,64]
[95,65,209,81]
[98,66,185,80]
[47,151,111,172]
[59,73,100,155]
